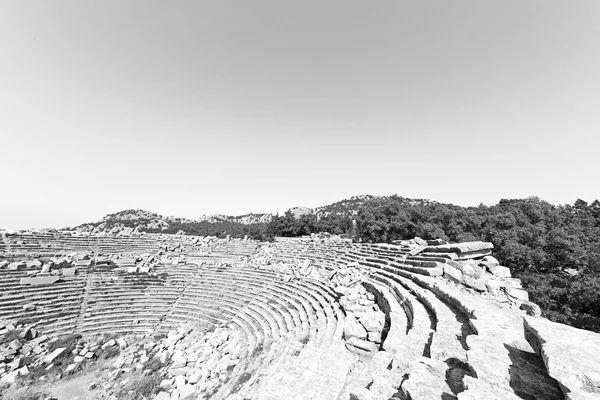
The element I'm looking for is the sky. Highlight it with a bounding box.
[1,1,599,229]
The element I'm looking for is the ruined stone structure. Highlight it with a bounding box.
[1,231,599,399]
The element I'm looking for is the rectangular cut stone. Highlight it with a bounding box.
[444,264,462,283]
[345,337,378,354]
[489,266,511,278]
[408,245,427,256]
[505,286,529,301]
[395,264,444,277]
[20,276,60,285]
[424,241,494,260]
[44,348,66,364]
[74,259,92,267]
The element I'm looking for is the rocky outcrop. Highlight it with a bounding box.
[524,316,600,399]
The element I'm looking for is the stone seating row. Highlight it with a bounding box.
[280,240,566,400]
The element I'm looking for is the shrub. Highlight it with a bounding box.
[115,372,162,400]
[1,329,22,345]
[98,344,120,360]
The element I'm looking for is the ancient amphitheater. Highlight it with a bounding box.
[1,231,599,400]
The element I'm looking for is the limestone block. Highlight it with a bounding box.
[9,339,21,350]
[484,278,505,296]
[0,370,17,385]
[154,392,170,400]
[175,375,186,391]
[401,357,449,400]
[358,298,375,307]
[461,264,475,277]
[504,278,522,289]
[427,238,448,246]
[43,348,66,364]
[481,255,500,267]
[21,344,32,356]
[358,310,385,332]
[524,316,600,399]
[424,241,494,259]
[462,276,487,292]
[9,357,24,371]
[65,363,77,373]
[179,383,195,399]
[345,337,378,354]
[171,351,187,369]
[343,317,368,340]
[414,237,428,246]
[368,331,382,343]
[490,265,511,278]
[520,301,541,317]
[444,264,462,283]
[505,286,529,302]
[19,276,60,285]
[334,286,351,296]
[188,369,202,384]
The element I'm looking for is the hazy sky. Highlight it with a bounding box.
[1,1,599,229]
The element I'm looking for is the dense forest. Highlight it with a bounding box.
[266,196,600,333]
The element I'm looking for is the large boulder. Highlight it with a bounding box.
[489,265,511,278]
[358,310,385,333]
[524,316,600,399]
[444,264,462,283]
[344,317,368,340]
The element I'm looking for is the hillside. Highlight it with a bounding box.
[197,213,272,224]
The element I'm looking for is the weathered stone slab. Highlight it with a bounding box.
[74,259,92,267]
[43,348,66,364]
[408,245,427,256]
[401,357,453,400]
[19,276,60,285]
[8,261,26,270]
[424,241,494,259]
[524,316,600,399]
[394,264,444,277]
[343,317,367,340]
[443,264,462,283]
[345,337,378,354]
[506,286,529,302]
[489,265,511,278]
[60,268,76,278]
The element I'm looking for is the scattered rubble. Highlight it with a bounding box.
[339,284,386,357]
[1,232,598,400]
